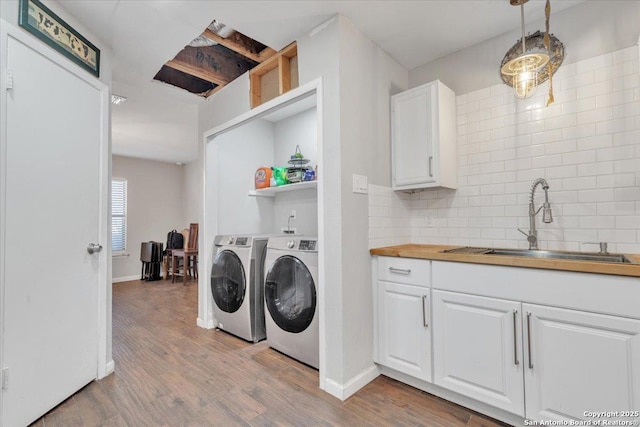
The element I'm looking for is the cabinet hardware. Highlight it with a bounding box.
[6,70,13,91]
[388,267,411,275]
[513,310,519,366]
[527,312,533,369]
[1,368,8,390]
[428,156,433,177]
[422,295,428,327]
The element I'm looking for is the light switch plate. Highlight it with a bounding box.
[352,174,368,194]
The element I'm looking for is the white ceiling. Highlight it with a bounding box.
[57,0,584,164]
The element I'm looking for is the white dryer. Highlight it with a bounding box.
[264,236,319,369]
[211,235,269,343]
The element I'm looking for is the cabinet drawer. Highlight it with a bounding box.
[377,256,430,286]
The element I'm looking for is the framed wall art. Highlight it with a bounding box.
[19,0,100,77]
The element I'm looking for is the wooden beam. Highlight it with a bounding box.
[258,47,277,62]
[203,85,224,98]
[203,29,273,63]
[165,59,229,86]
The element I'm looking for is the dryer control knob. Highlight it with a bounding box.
[287,240,295,249]
[227,237,234,244]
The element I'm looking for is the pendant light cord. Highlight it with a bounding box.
[545,0,555,106]
[521,3,526,55]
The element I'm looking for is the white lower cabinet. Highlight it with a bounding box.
[524,303,640,422]
[377,280,431,382]
[431,290,640,422]
[432,290,525,416]
[374,257,640,425]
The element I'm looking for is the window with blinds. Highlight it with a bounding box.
[112,178,127,253]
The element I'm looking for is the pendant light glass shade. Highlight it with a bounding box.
[500,0,564,100]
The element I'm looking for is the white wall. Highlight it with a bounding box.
[410,1,640,96]
[183,159,201,225]
[273,107,318,166]
[112,156,186,281]
[273,107,318,235]
[336,16,409,389]
[371,45,640,255]
[296,16,343,392]
[214,119,276,235]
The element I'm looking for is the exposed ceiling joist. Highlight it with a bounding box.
[202,29,276,63]
[165,59,230,86]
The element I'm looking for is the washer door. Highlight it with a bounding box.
[265,255,316,333]
[211,250,246,313]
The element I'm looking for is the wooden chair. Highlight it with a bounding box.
[171,223,198,284]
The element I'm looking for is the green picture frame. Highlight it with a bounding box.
[18,0,100,77]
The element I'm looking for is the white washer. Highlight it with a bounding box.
[264,236,319,369]
[211,235,269,343]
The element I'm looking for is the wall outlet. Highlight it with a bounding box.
[353,174,368,194]
[290,210,297,219]
[281,227,297,234]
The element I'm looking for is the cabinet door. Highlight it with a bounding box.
[391,83,436,188]
[433,290,524,416]
[378,281,431,382]
[524,304,640,422]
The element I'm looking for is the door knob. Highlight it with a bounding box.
[87,243,103,254]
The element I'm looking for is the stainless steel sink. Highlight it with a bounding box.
[442,247,638,264]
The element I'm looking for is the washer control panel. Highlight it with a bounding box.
[299,240,316,251]
[235,237,248,246]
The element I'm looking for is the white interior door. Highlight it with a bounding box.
[1,33,105,427]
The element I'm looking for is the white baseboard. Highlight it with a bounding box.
[197,317,216,329]
[323,365,380,401]
[98,360,115,379]
[112,275,139,283]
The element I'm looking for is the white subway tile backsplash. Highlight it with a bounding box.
[595,91,628,108]
[577,134,613,150]
[579,189,614,203]
[577,80,614,99]
[615,215,640,229]
[613,158,640,174]
[597,146,635,161]
[562,98,596,115]
[467,87,492,102]
[614,187,640,201]
[369,48,640,251]
[577,107,614,125]
[598,229,637,243]
[613,46,639,64]
[562,123,596,139]
[561,71,595,90]
[580,216,615,229]
[546,165,578,179]
[577,161,613,177]
[596,117,635,135]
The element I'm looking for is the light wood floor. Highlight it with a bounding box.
[29,279,507,427]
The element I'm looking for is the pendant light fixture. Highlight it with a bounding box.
[500,0,564,103]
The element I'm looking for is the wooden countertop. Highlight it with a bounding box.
[370,244,640,278]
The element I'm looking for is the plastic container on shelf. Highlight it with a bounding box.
[254,167,272,189]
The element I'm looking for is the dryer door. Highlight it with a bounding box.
[211,250,246,313]
[265,255,316,333]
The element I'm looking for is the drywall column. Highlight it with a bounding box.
[297,16,343,394]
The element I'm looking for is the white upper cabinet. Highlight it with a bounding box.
[391,80,457,191]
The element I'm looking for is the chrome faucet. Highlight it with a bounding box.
[518,178,553,250]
